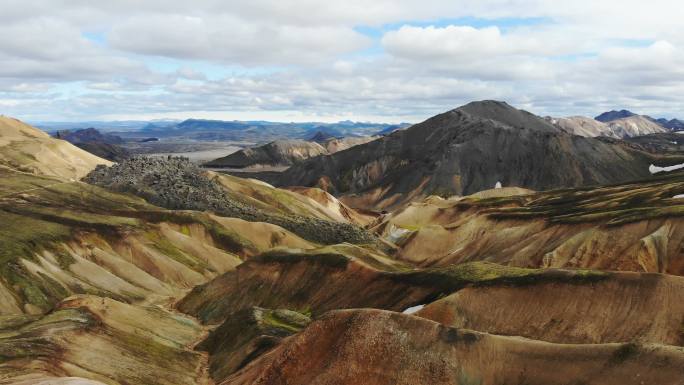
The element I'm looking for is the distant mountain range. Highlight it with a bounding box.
[656,118,684,130]
[546,107,684,139]
[594,110,684,131]
[34,119,410,143]
[136,119,409,142]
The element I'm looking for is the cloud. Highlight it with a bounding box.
[383,25,544,59]
[107,14,369,65]
[1,0,684,122]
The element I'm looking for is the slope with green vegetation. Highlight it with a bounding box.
[197,306,311,383]
[0,167,252,314]
[377,170,684,272]
[178,248,608,325]
[0,295,211,385]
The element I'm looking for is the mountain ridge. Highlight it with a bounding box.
[274,100,675,209]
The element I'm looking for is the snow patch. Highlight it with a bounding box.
[402,304,425,315]
[649,163,684,174]
[673,194,684,199]
[386,225,412,243]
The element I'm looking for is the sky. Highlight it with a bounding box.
[1,0,683,123]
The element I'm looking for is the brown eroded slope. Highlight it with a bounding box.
[376,171,684,273]
[0,295,212,385]
[177,247,427,324]
[286,186,377,226]
[417,271,684,346]
[177,249,606,325]
[215,173,374,226]
[224,309,684,385]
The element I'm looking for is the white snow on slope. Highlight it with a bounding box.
[402,304,425,315]
[386,225,412,243]
[649,163,684,174]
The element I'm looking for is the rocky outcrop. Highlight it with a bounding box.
[83,157,375,245]
[53,127,130,162]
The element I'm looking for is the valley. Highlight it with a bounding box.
[1,102,684,385]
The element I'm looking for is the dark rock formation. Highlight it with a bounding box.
[54,127,129,161]
[83,157,374,245]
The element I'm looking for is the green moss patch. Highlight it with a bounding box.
[465,171,684,226]
[394,261,608,296]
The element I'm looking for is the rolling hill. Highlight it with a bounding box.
[0,116,111,179]
[204,136,378,169]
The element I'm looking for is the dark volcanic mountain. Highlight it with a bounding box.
[275,101,674,209]
[309,130,337,142]
[54,127,129,161]
[55,127,124,144]
[595,109,637,122]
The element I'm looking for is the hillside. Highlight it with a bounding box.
[373,170,684,271]
[179,251,684,384]
[276,100,676,210]
[556,109,671,138]
[546,116,620,138]
[657,118,684,130]
[54,127,130,161]
[204,136,377,169]
[224,308,684,385]
[607,115,669,137]
[84,157,375,245]
[204,139,327,168]
[0,116,111,179]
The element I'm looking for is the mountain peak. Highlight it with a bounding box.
[595,109,636,122]
[455,100,559,133]
[309,130,336,143]
[457,100,513,112]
